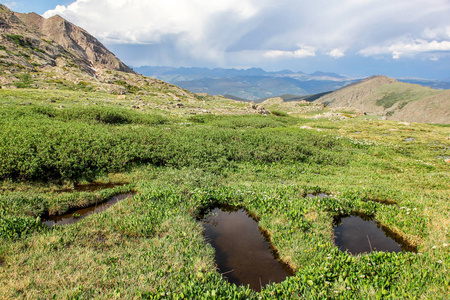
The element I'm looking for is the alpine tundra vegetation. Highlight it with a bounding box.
[0,86,449,299]
[0,3,449,300]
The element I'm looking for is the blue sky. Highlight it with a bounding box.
[5,0,450,80]
[4,0,73,15]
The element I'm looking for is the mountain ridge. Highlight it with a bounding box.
[135,66,450,101]
[0,3,138,86]
[134,65,348,80]
[313,75,450,124]
[135,66,358,100]
[12,9,135,74]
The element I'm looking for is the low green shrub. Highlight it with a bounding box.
[0,209,45,239]
[0,107,349,181]
[271,110,289,117]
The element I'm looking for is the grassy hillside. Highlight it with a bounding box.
[315,76,450,124]
[375,82,442,109]
[0,87,449,299]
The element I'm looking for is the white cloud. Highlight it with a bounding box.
[264,46,316,59]
[42,0,450,67]
[328,49,345,58]
[43,5,67,17]
[43,0,266,65]
[44,0,261,44]
[359,39,450,59]
[422,27,450,40]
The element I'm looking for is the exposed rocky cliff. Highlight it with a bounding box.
[15,12,134,73]
[0,4,133,80]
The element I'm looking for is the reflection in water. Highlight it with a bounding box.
[307,193,330,198]
[43,193,135,227]
[334,214,416,255]
[201,206,293,291]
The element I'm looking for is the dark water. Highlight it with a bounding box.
[367,198,398,206]
[307,193,330,198]
[43,193,135,227]
[201,206,294,291]
[333,214,416,255]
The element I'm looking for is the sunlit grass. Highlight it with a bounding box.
[0,88,448,299]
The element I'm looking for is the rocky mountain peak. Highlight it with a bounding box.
[14,11,134,74]
[362,75,398,85]
[0,4,134,80]
[0,4,30,33]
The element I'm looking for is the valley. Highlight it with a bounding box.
[135,66,450,102]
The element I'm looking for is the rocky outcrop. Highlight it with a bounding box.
[0,4,134,78]
[249,102,270,115]
[15,13,134,74]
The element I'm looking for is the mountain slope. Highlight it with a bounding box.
[0,3,133,81]
[0,5,67,72]
[389,90,450,124]
[0,5,142,93]
[314,75,450,124]
[14,12,134,73]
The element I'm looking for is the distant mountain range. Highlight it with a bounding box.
[134,66,357,100]
[134,66,450,101]
[395,78,450,90]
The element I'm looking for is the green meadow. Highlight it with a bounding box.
[0,88,449,299]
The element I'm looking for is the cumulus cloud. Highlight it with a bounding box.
[43,0,267,65]
[44,0,261,44]
[328,49,345,58]
[422,26,450,40]
[43,0,450,67]
[264,46,316,59]
[359,38,450,59]
[358,25,450,59]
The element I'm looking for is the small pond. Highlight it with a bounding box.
[307,193,330,198]
[200,206,294,291]
[367,198,397,206]
[43,193,135,227]
[333,214,416,255]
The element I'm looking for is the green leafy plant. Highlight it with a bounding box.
[270,110,289,117]
[15,73,33,88]
[6,34,32,48]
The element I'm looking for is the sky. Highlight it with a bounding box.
[5,0,450,80]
